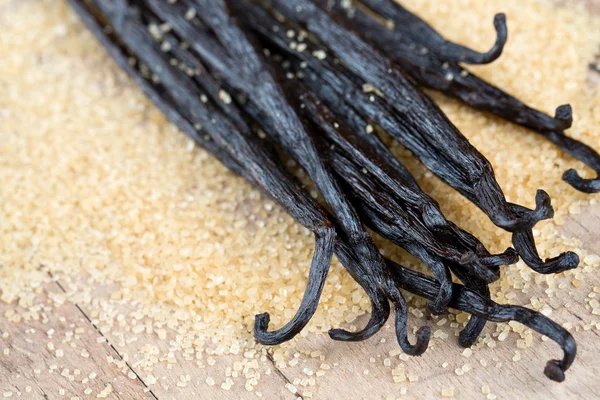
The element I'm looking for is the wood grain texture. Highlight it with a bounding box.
[70,288,298,400]
[561,204,600,255]
[0,281,153,399]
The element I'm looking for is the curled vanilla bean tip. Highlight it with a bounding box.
[329,289,391,341]
[544,331,575,382]
[252,231,334,345]
[533,189,554,221]
[397,324,431,357]
[494,13,507,31]
[563,168,600,194]
[554,104,573,130]
[394,305,431,356]
[419,12,507,65]
[254,312,275,344]
[544,360,566,383]
[507,191,576,273]
[512,229,580,274]
[360,0,507,65]
[490,189,554,237]
[528,251,579,275]
[543,251,580,273]
[497,189,554,232]
[543,130,600,193]
[478,13,509,63]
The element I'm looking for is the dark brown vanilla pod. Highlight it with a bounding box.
[357,0,507,65]
[256,0,579,274]
[144,0,431,355]
[554,134,600,194]
[336,1,600,193]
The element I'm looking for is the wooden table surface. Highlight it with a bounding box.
[1,1,599,399]
[3,213,598,400]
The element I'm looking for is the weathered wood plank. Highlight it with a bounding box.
[560,203,600,255]
[0,282,154,399]
[54,277,300,400]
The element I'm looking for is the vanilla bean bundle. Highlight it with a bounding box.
[257,0,579,275]
[67,0,585,382]
[352,0,600,193]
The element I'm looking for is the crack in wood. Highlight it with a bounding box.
[48,272,160,400]
[266,352,305,400]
